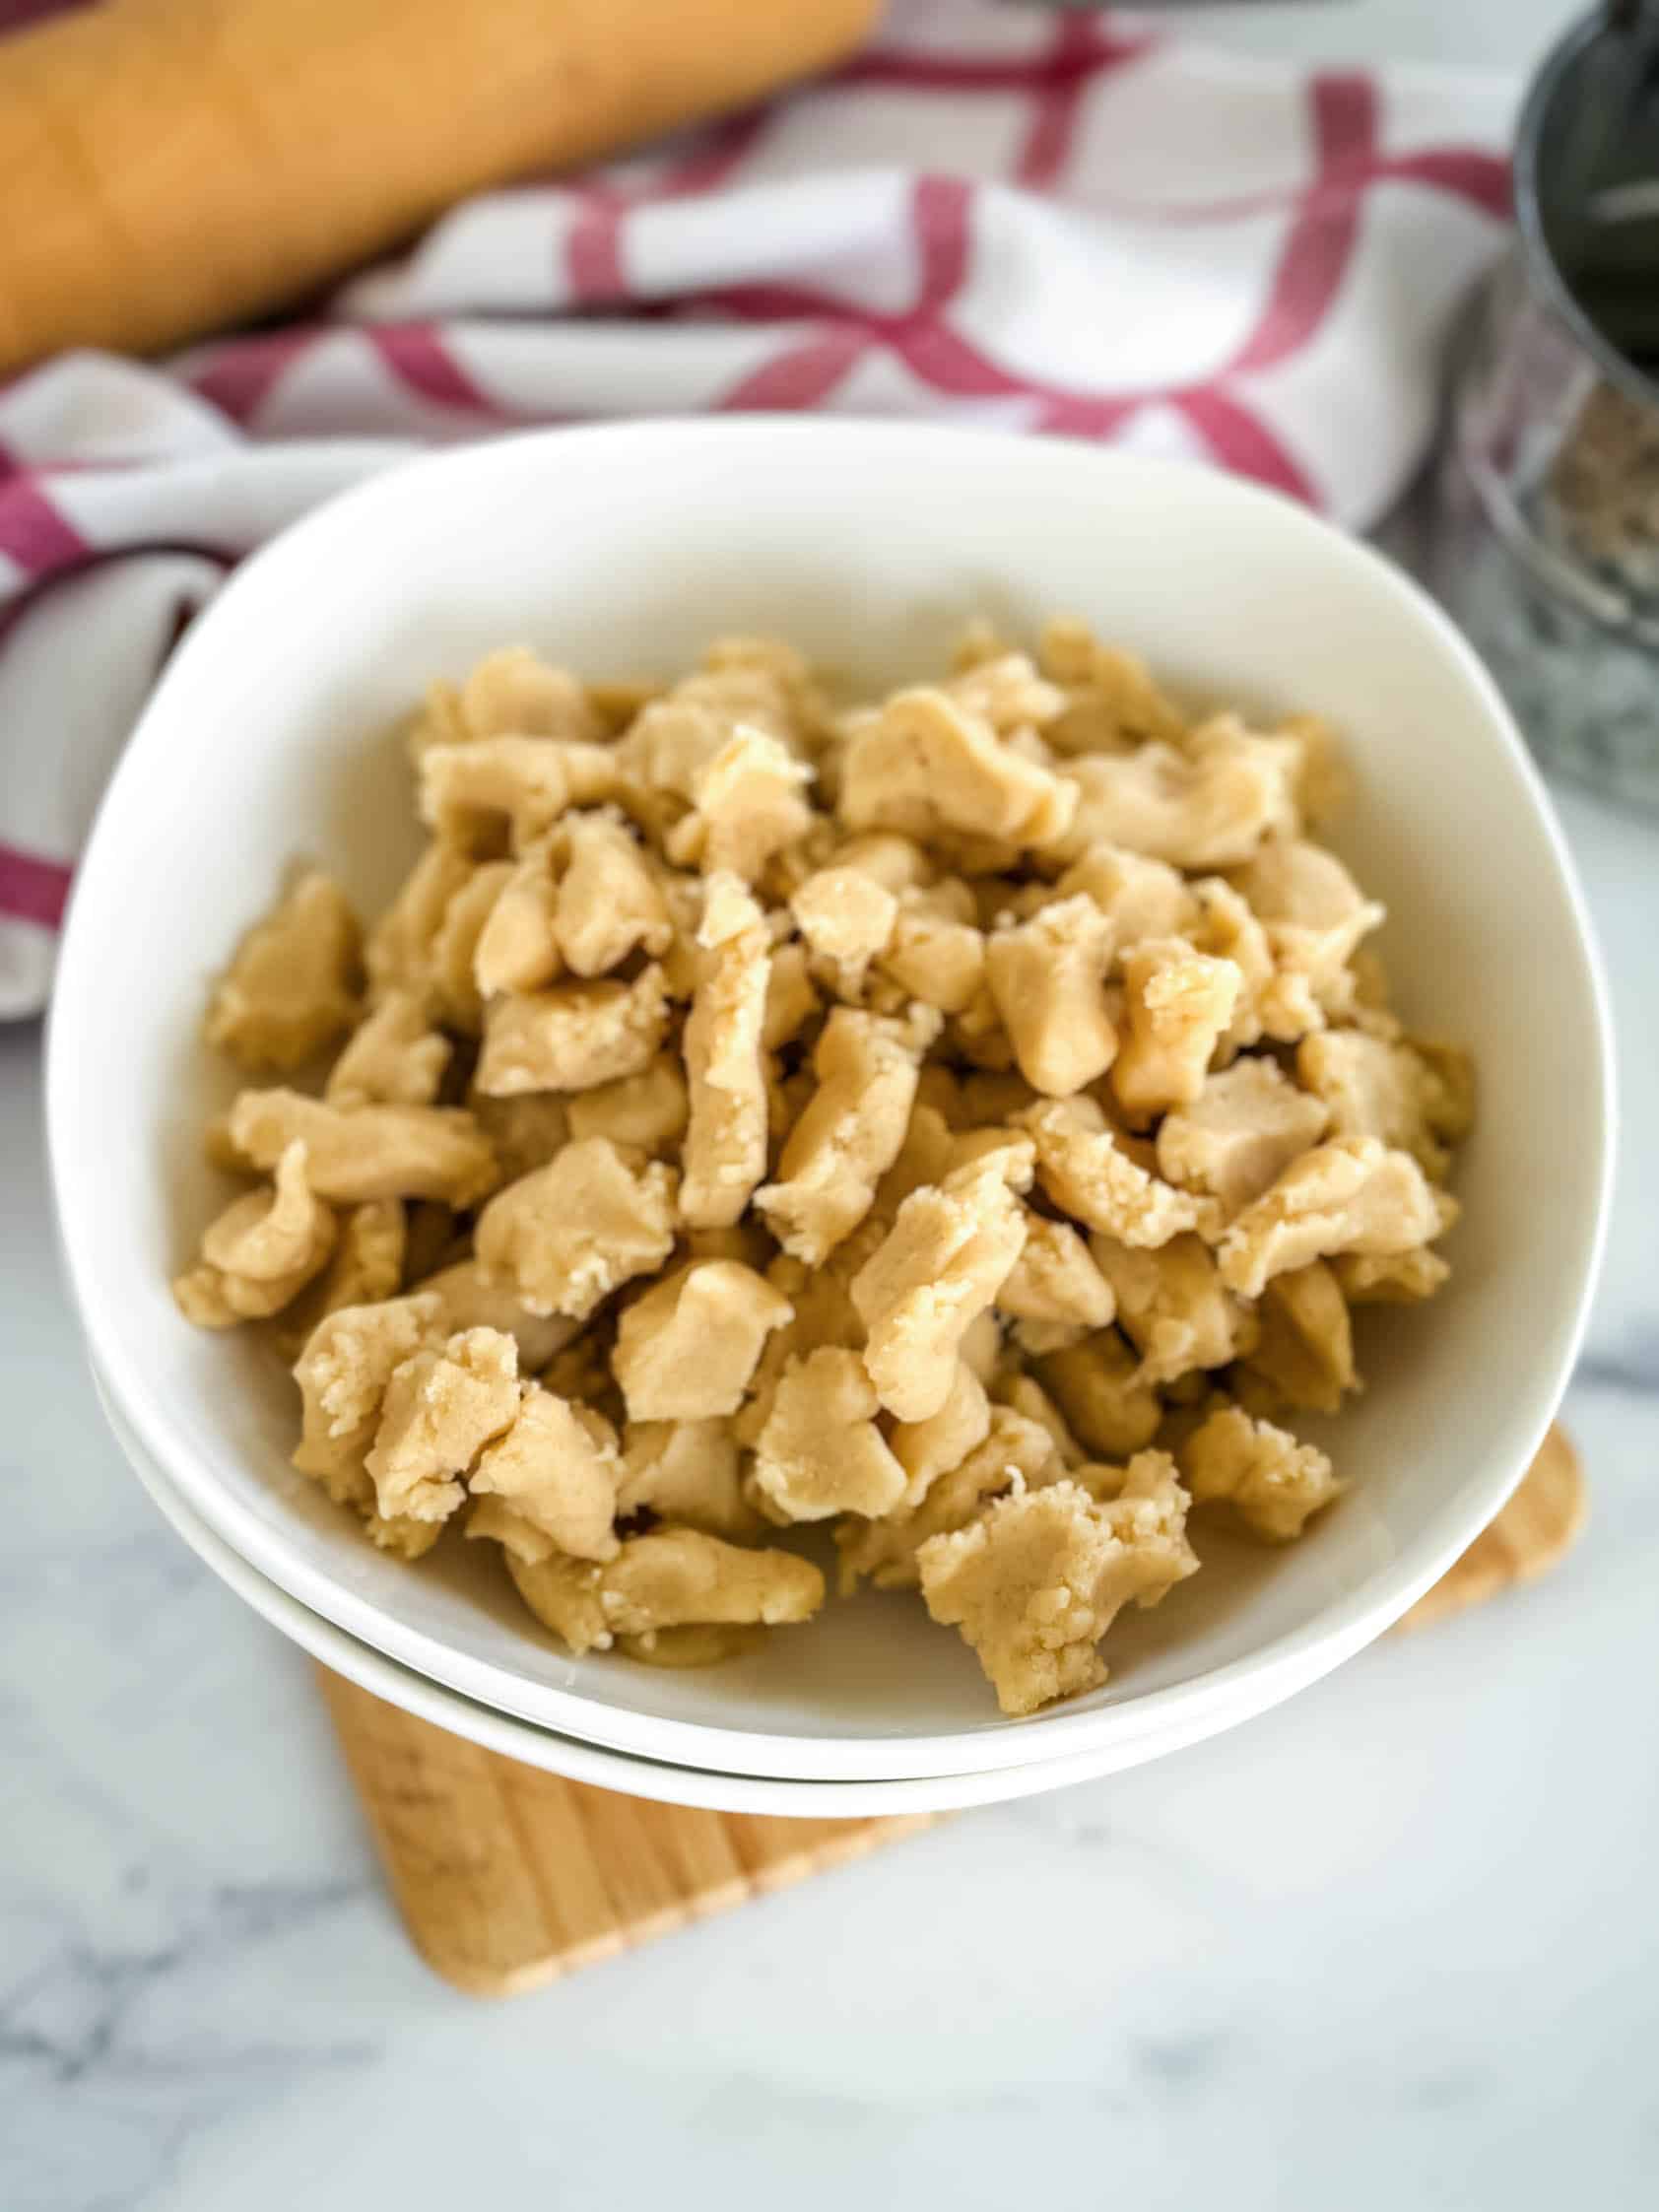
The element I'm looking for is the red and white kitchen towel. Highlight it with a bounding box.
[0,1,1516,1015]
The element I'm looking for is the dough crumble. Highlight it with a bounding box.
[174,626,1470,1714]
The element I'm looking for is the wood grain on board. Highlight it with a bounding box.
[321,1425,1584,1998]
[1393,1425,1584,1633]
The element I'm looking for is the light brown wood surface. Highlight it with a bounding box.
[1392,1424,1584,1633]
[321,1426,1584,1998]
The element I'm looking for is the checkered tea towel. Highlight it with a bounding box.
[0,0,1516,1014]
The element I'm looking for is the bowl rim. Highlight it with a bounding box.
[47,416,1617,1780]
[95,1351,1258,1819]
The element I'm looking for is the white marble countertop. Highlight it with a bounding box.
[11,5,1656,2208]
[13,767,1657,2212]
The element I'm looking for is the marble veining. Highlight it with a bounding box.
[6,0,1658,2183]
[4,775,1656,2211]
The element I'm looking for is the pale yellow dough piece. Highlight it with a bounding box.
[1295,1030,1475,1181]
[475,965,669,1097]
[613,1625,764,1667]
[460,645,602,745]
[292,1292,443,1500]
[1156,1056,1330,1217]
[228,1090,498,1208]
[1240,1260,1356,1415]
[469,1386,622,1562]
[1037,619,1188,752]
[613,698,729,821]
[201,1140,332,1283]
[666,725,815,881]
[991,1370,1086,1467]
[1230,838,1384,1015]
[403,678,469,764]
[734,1222,878,1449]
[985,894,1117,1099]
[325,990,450,1107]
[205,870,360,1070]
[1110,938,1242,1120]
[1181,1403,1340,1541]
[960,1308,1004,1385]
[1187,877,1292,1049]
[506,1526,825,1654]
[948,649,1067,734]
[555,812,674,976]
[174,1140,337,1327]
[1032,1328,1162,1458]
[871,1100,958,1222]
[583,681,671,738]
[612,1260,792,1422]
[504,1548,616,1649]
[762,942,821,1050]
[790,864,898,993]
[697,633,826,731]
[1275,711,1349,824]
[419,734,621,850]
[917,1458,1198,1716]
[834,1405,1057,1592]
[680,874,771,1228]
[473,844,563,999]
[608,1525,827,1640]
[838,687,1077,849]
[1218,1136,1445,1300]
[889,1359,992,1509]
[410,1257,576,1371]
[616,1421,761,1541]
[755,1005,938,1263]
[1057,843,1197,958]
[946,1121,1036,1186]
[585,680,670,740]
[565,1056,689,1156]
[365,841,474,1005]
[274,1198,406,1359]
[363,1510,447,1562]
[431,858,513,1031]
[1055,714,1299,869]
[1019,1096,1214,1248]
[826,830,936,893]
[1092,1445,1201,1563]
[878,891,986,1016]
[365,1325,521,1526]
[466,1496,558,1566]
[995,1215,1117,1349]
[851,1155,1029,1423]
[751,1346,909,1521]
[1332,1246,1451,1304]
[1091,1233,1249,1386]
[474,1138,678,1320]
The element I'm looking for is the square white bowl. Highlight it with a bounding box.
[48,420,1612,1780]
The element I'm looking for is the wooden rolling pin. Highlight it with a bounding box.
[0,0,878,373]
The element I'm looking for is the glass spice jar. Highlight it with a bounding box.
[1427,2,1659,803]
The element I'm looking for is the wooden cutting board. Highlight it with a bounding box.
[322,1426,1584,1997]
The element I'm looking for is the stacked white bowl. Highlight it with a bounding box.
[46,423,1613,1816]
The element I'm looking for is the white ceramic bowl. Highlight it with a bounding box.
[49,420,1612,1783]
[93,1355,1246,1817]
